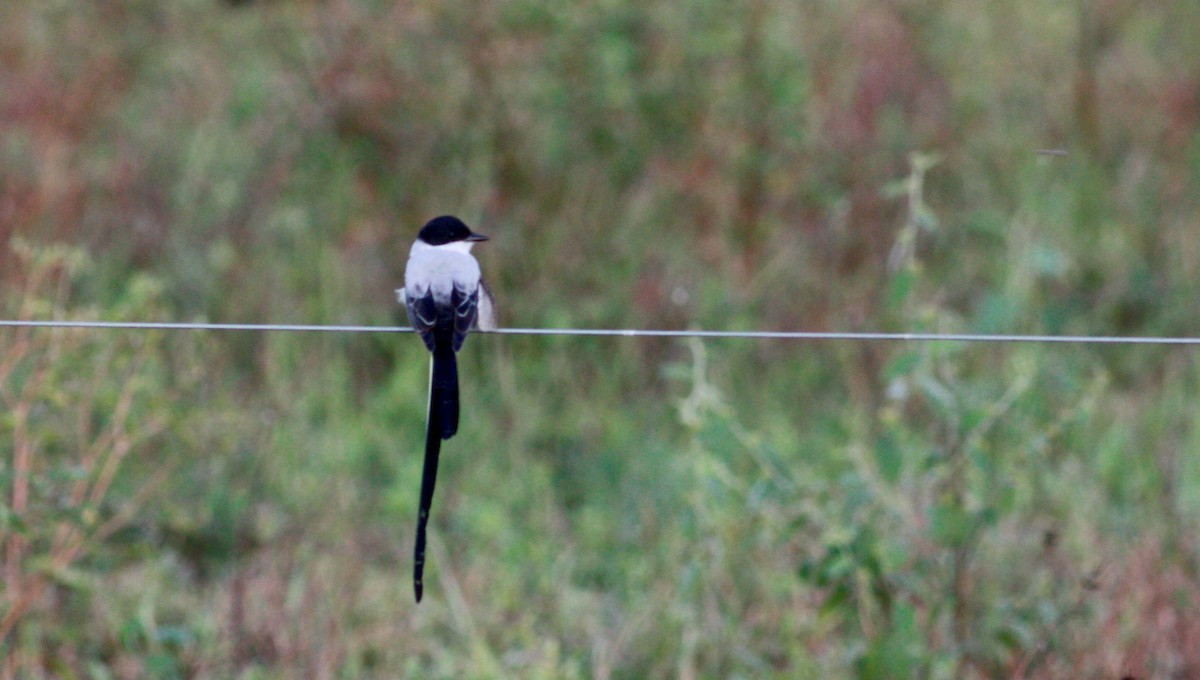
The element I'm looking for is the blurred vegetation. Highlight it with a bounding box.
[2,0,1200,677]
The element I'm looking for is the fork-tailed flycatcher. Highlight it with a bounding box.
[397,215,494,602]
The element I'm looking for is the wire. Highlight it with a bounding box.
[1,319,1199,345]
[0,320,393,333]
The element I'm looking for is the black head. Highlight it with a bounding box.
[417,215,488,246]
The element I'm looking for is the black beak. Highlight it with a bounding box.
[466,232,489,242]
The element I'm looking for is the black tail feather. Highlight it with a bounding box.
[431,332,459,440]
[414,356,444,603]
[414,331,459,602]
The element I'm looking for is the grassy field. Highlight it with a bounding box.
[3,0,1200,677]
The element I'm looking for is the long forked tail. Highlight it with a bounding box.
[413,390,441,602]
[431,331,459,440]
[414,334,458,602]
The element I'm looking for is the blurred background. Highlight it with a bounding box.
[2,0,1200,677]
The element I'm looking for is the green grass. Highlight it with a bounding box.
[3,0,1200,677]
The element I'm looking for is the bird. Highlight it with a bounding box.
[397,215,494,602]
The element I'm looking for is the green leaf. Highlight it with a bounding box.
[930,501,974,547]
[887,268,918,310]
[884,350,921,381]
[873,435,904,484]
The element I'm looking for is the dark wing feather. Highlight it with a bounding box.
[450,284,479,352]
[405,288,439,352]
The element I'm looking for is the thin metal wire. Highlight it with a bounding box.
[1,319,1199,345]
[0,320,393,333]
